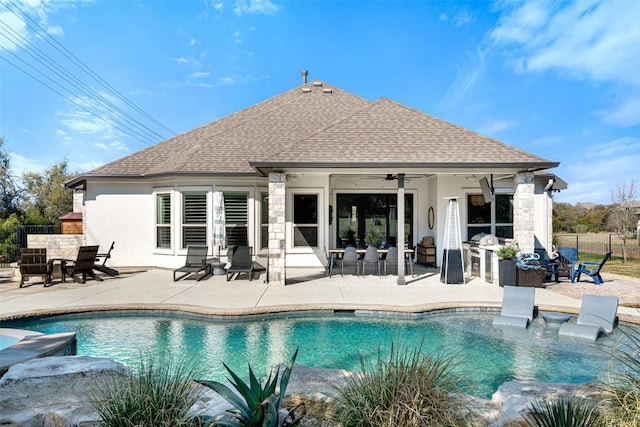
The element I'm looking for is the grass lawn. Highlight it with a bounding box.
[600,258,640,279]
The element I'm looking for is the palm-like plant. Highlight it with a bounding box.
[599,325,640,426]
[198,348,304,427]
[521,397,603,427]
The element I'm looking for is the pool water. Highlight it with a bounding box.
[0,335,20,350]
[3,312,630,398]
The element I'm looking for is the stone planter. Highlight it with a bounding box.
[498,258,517,287]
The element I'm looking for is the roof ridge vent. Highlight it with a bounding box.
[312,80,323,87]
[322,88,332,93]
[302,87,312,93]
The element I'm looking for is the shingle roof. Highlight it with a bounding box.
[78,80,558,180]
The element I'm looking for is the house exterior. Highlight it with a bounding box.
[66,73,565,285]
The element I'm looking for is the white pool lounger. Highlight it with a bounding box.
[493,285,535,328]
[559,294,619,341]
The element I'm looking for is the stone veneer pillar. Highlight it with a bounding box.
[268,173,287,286]
[513,172,535,254]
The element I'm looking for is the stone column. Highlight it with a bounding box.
[268,173,287,286]
[513,172,535,254]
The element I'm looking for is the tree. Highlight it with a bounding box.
[0,137,22,219]
[21,160,76,225]
[607,179,637,262]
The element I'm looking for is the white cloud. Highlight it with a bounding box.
[478,119,516,135]
[600,95,640,127]
[0,11,28,51]
[59,110,112,134]
[189,38,199,46]
[439,12,448,22]
[491,1,640,85]
[189,71,210,79]
[0,0,90,51]
[233,0,280,16]
[8,152,48,177]
[172,57,200,66]
[452,9,474,27]
[554,136,640,204]
[440,45,487,111]
[46,24,63,37]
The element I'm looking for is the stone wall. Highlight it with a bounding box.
[513,172,535,254]
[27,234,84,261]
[268,173,287,286]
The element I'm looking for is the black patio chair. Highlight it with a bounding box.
[226,246,254,281]
[173,246,211,281]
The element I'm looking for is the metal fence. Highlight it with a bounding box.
[554,233,640,262]
[0,225,61,265]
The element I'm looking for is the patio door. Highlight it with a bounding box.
[335,193,413,248]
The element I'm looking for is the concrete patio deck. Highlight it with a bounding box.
[2,265,639,322]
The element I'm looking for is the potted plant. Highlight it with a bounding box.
[364,230,380,247]
[497,244,518,287]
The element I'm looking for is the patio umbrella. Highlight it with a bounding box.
[212,191,226,259]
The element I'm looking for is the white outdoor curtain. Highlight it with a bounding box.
[212,191,226,258]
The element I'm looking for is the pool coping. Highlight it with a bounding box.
[1,301,639,323]
[0,328,77,376]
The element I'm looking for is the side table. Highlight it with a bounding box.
[540,311,572,325]
[207,258,227,276]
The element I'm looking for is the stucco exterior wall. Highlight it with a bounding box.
[79,173,554,274]
[84,181,155,268]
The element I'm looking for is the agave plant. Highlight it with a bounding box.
[521,396,604,427]
[198,348,305,427]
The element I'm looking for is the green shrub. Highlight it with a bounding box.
[331,341,477,427]
[197,348,304,427]
[90,355,204,427]
[599,326,640,426]
[521,396,604,427]
[497,244,518,260]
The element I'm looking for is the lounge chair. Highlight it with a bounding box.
[19,248,50,287]
[226,246,254,281]
[572,252,612,285]
[63,245,102,284]
[492,285,536,328]
[559,294,618,341]
[173,245,211,281]
[93,241,119,277]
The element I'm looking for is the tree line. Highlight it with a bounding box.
[1,137,75,261]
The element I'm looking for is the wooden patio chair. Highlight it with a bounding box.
[63,245,102,284]
[93,241,119,277]
[19,248,50,287]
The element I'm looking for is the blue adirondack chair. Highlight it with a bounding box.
[557,247,578,282]
[573,252,612,285]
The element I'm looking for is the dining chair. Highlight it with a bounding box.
[361,246,381,277]
[340,247,359,276]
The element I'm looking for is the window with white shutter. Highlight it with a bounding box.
[155,193,171,249]
[182,192,207,248]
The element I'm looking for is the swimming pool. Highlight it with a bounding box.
[2,310,630,398]
[0,335,19,350]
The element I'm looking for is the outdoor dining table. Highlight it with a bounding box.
[327,248,415,278]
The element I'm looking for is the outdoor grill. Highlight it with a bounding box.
[464,233,498,278]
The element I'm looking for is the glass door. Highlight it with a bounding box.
[336,193,413,248]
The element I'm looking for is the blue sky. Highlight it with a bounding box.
[1,0,638,205]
